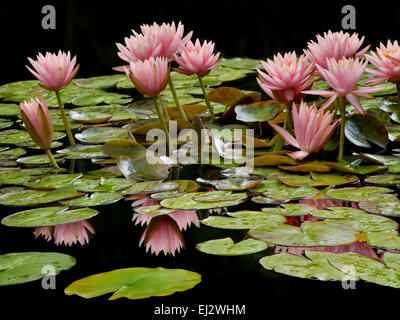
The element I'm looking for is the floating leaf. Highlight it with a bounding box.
[261,203,319,216]
[345,114,389,148]
[73,178,134,193]
[365,173,400,186]
[249,221,358,247]
[325,186,392,202]
[69,110,112,124]
[64,267,201,300]
[16,153,65,166]
[61,192,122,207]
[57,145,105,160]
[1,206,98,227]
[0,252,76,286]
[196,238,268,256]
[75,127,129,144]
[73,75,127,89]
[253,154,297,167]
[23,173,82,190]
[208,87,245,106]
[278,172,359,187]
[235,101,280,122]
[359,197,400,217]
[363,231,400,251]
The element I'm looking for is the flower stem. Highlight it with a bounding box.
[45,149,59,168]
[168,76,187,121]
[153,96,171,148]
[337,96,346,161]
[396,80,400,105]
[197,74,215,120]
[158,95,170,121]
[55,90,75,146]
[272,102,292,151]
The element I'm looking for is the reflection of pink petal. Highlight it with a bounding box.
[129,195,159,207]
[168,210,200,230]
[33,227,53,241]
[139,215,184,256]
[53,221,95,246]
[274,241,380,261]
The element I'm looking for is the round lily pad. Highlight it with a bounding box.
[160,192,246,210]
[278,172,359,187]
[196,238,268,256]
[0,252,76,286]
[1,206,98,227]
[75,127,129,144]
[23,173,82,190]
[235,101,280,122]
[69,110,113,124]
[61,192,122,207]
[73,177,134,192]
[249,220,358,247]
[365,174,400,186]
[16,153,65,166]
[64,267,201,300]
[325,186,393,202]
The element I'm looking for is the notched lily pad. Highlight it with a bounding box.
[196,237,268,256]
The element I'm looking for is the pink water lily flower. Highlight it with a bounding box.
[140,21,193,61]
[365,40,400,85]
[302,57,383,114]
[133,209,200,231]
[305,30,370,69]
[139,215,185,256]
[257,51,314,104]
[116,31,162,64]
[124,57,170,97]
[34,220,95,246]
[26,51,79,91]
[269,101,340,160]
[174,39,221,76]
[20,97,53,150]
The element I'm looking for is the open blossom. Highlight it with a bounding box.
[116,31,162,64]
[302,57,383,114]
[26,51,79,91]
[140,21,192,61]
[124,57,169,97]
[305,30,370,69]
[269,101,340,160]
[257,52,314,104]
[139,215,185,256]
[34,220,95,246]
[20,97,53,150]
[365,40,400,85]
[174,39,221,76]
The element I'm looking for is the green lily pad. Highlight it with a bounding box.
[260,251,400,288]
[160,192,246,210]
[71,92,132,107]
[235,101,280,122]
[220,57,262,70]
[61,192,122,207]
[0,103,20,116]
[1,206,98,227]
[261,203,319,216]
[69,111,113,124]
[0,129,31,144]
[23,173,82,190]
[0,252,76,286]
[64,267,201,300]
[56,145,105,160]
[250,179,320,203]
[322,161,387,175]
[358,197,400,217]
[365,173,400,186]
[202,211,286,229]
[357,153,400,173]
[16,153,65,166]
[73,75,127,89]
[73,105,137,122]
[196,237,268,256]
[345,114,389,148]
[73,177,134,192]
[278,172,359,187]
[249,220,358,247]
[134,205,176,215]
[75,127,129,144]
[363,231,400,250]
[0,185,85,207]
[0,171,45,185]
[325,186,393,202]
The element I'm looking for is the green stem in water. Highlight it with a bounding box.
[158,95,170,121]
[153,96,171,149]
[168,76,187,121]
[197,74,215,120]
[272,102,292,151]
[396,80,400,105]
[45,149,59,168]
[337,96,346,161]
[55,90,75,146]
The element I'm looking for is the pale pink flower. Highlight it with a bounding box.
[128,195,159,207]
[174,39,221,76]
[257,51,314,104]
[305,30,370,69]
[124,57,169,97]
[20,97,53,150]
[269,101,340,160]
[302,57,383,114]
[116,31,162,64]
[26,51,79,91]
[365,40,400,85]
[139,215,184,256]
[33,220,95,246]
[140,21,193,61]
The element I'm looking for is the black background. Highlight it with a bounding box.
[1,0,400,317]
